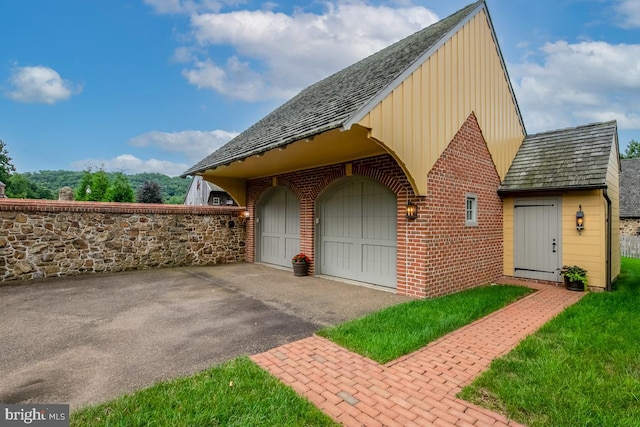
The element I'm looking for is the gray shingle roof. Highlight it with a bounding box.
[499,121,617,194]
[182,1,484,177]
[620,158,640,218]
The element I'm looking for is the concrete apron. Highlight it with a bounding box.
[0,262,410,410]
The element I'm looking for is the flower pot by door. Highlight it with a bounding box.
[292,262,309,277]
[565,278,584,292]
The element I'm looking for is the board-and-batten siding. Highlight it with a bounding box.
[358,10,525,196]
[606,140,621,281]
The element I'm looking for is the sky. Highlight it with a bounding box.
[1,0,639,177]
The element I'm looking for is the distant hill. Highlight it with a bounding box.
[22,170,191,204]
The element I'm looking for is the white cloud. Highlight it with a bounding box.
[511,40,640,133]
[128,129,238,161]
[181,3,438,101]
[72,154,189,177]
[6,65,82,104]
[616,0,640,28]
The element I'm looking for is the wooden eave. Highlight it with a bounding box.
[200,125,386,205]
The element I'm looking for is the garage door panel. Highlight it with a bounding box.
[324,187,361,238]
[322,241,356,275]
[362,190,396,241]
[260,235,282,265]
[284,237,301,263]
[362,244,396,279]
[319,179,397,289]
[258,187,300,268]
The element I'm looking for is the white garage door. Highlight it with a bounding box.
[318,178,397,288]
[257,187,300,268]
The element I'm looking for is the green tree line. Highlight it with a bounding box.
[20,170,189,203]
[0,139,190,203]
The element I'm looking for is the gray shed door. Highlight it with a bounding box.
[257,187,300,268]
[318,179,397,288]
[514,198,561,282]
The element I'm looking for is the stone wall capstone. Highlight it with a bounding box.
[0,199,246,282]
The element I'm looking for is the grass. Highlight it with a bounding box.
[459,257,640,427]
[71,357,339,427]
[317,284,533,363]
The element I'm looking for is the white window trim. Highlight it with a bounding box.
[465,193,478,227]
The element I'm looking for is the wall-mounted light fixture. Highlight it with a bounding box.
[240,210,250,219]
[406,201,418,220]
[576,205,584,233]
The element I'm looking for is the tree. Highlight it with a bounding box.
[167,195,184,204]
[88,170,110,201]
[0,139,16,185]
[5,174,54,199]
[105,173,135,203]
[75,170,110,201]
[137,180,163,203]
[621,139,640,159]
[75,171,93,201]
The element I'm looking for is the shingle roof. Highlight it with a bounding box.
[499,121,617,194]
[182,1,485,177]
[620,158,640,218]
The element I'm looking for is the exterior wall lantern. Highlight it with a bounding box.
[576,205,584,233]
[406,201,418,220]
[241,210,250,219]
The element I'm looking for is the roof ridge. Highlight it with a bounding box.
[526,120,617,138]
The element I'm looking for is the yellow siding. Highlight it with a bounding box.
[562,191,606,288]
[503,191,611,289]
[606,140,621,281]
[503,197,514,275]
[358,10,525,196]
[203,176,247,206]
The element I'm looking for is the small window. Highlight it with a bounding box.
[466,193,478,226]
[212,197,221,205]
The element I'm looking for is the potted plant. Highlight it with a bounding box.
[292,253,310,277]
[560,265,588,292]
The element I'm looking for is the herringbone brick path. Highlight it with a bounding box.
[252,282,584,426]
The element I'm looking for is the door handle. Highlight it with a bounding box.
[552,239,556,253]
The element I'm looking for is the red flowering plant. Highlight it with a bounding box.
[292,253,310,264]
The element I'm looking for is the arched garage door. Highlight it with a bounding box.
[318,178,397,289]
[257,187,300,268]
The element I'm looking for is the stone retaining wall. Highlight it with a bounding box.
[621,218,640,236]
[0,199,246,282]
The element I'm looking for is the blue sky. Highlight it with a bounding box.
[1,0,638,176]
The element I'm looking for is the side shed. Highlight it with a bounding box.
[499,121,620,290]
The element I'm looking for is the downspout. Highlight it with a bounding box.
[603,187,612,292]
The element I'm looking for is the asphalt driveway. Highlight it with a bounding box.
[0,263,409,409]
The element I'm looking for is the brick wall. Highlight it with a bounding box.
[245,113,504,298]
[0,199,246,282]
[420,113,504,297]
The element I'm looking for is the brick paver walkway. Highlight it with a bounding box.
[251,281,585,426]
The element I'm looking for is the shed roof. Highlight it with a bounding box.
[499,121,617,194]
[182,1,485,177]
[620,158,640,218]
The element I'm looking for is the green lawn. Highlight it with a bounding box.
[317,284,533,363]
[71,357,339,427]
[459,257,640,427]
